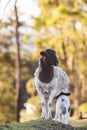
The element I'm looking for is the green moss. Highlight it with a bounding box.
[76,125,87,130]
[0,119,87,130]
[0,119,74,130]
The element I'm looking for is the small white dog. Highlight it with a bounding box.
[54,92,71,124]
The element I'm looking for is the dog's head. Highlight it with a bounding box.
[39,49,58,66]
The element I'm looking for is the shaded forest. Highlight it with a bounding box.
[0,0,87,122]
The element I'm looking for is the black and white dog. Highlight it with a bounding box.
[54,92,71,124]
[34,49,70,119]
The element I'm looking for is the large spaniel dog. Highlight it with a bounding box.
[34,49,70,119]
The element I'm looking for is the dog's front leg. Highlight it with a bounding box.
[37,90,47,119]
[54,107,58,121]
[41,99,46,119]
[48,90,56,119]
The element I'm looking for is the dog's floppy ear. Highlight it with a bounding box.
[40,51,46,56]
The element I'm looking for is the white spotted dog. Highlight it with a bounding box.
[54,92,71,124]
[34,49,70,119]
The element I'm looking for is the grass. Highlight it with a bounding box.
[0,116,87,130]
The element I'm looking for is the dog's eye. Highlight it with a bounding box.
[62,99,64,101]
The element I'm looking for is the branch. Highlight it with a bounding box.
[1,0,11,18]
[14,0,21,122]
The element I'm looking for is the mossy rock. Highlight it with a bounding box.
[0,119,75,130]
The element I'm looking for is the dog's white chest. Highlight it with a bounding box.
[35,75,58,94]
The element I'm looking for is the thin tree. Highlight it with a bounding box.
[14,0,21,122]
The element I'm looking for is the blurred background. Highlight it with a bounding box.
[0,0,87,123]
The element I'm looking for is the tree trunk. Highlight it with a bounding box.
[62,41,68,67]
[54,0,59,6]
[14,0,21,122]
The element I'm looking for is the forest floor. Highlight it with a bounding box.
[70,113,87,127]
[0,115,87,130]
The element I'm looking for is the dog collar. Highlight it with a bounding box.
[55,92,71,99]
